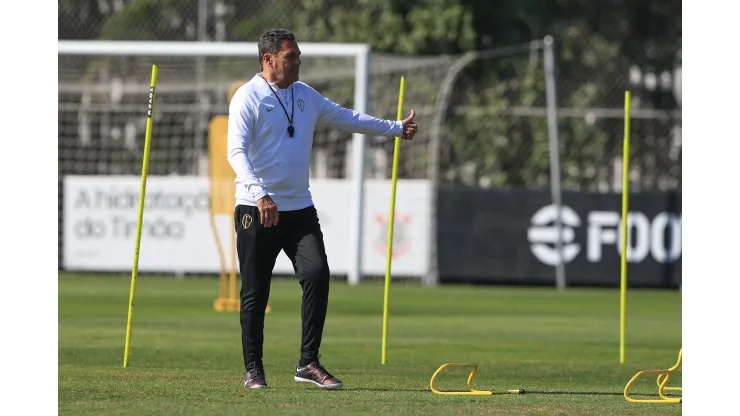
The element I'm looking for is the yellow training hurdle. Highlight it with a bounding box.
[624,348,682,403]
[430,363,525,396]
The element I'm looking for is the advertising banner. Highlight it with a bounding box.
[62,176,431,277]
[436,188,681,287]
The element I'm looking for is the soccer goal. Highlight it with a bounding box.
[58,40,453,285]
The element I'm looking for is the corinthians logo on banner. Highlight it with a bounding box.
[374,213,412,258]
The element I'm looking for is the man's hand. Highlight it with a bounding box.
[401,109,418,140]
[256,195,279,227]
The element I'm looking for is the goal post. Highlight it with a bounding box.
[58,40,371,286]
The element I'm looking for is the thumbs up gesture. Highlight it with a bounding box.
[401,109,418,140]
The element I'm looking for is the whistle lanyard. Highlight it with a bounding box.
[264,79,295,137]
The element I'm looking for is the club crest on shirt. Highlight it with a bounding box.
[242,214,253,229]
[297,98,305,112]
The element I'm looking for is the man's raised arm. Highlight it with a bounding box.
[315,92,403,138]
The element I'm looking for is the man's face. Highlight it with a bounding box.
[266,40,301,85]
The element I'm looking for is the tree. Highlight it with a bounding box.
[439,0,681,190]
[58,0,107,40]
[59,0,681,189]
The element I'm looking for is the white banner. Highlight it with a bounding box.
[361,179,432,276]
[63,176,431,277]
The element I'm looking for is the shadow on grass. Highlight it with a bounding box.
[344,388,627,395]
[526,391,624,396]
[274,387,679,397]
[527,391,681,399]
[341,387,431,392]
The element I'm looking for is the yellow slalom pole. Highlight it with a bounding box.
[123,64,158,368]
[620,90,631,365]
[381,76,406,365]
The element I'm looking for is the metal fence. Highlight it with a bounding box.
[58,51,453,179]
[433,21,681,193]
[59,2,681,192]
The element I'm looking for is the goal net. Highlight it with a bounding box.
[58,41,454,284]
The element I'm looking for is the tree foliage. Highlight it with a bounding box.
[60,0,681,190]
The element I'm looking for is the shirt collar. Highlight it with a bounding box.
[256,72,291,91]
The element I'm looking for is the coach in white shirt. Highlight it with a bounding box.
[228,28,418,390]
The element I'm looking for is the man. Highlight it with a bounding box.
[227,28,418,390]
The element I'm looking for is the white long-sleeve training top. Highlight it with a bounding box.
[227,73,403,211]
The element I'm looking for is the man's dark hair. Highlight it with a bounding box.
[258,29,296,69]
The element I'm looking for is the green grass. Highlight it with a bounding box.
[59,273,682,415]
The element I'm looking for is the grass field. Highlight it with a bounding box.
[59,273,682,415]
